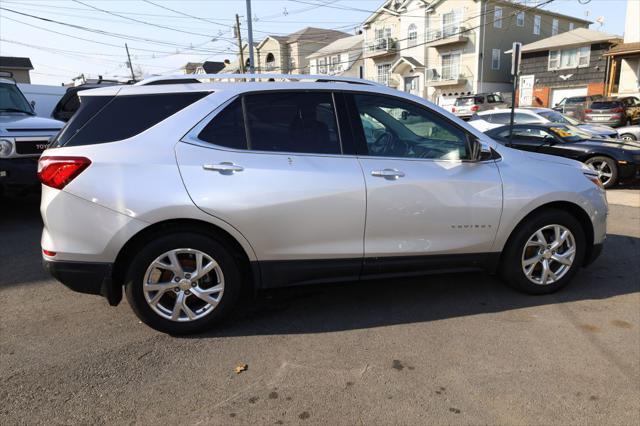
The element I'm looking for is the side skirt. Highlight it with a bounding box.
[254,253,501,289]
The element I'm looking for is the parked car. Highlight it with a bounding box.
[615,125,640,142]
[552,95,602,120]
[583,97,640,128]
[485,123,640,188]
[40,74,607,334]
[0,72,64,196]
[451,93,508,120]
[469,108,618,139]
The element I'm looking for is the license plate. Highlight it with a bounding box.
[592,116,610,121]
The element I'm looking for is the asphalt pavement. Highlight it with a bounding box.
[1,193,638,425]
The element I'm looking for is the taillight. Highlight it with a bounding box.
[612,107,624,113]
[584,109,592,114]
[43,249,57,257]
[452,107,456,112]
[38,156,91,190]
[471,105,479,112]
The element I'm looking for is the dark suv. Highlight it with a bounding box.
[584,97,640,128]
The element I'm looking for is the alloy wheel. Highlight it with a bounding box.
[586,160,613,186]
[142,248,224,322]
[521,224,576,285]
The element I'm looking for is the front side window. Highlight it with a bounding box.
[0,83,33,114]
[353,94,471,160]
[492,49,501,70]
[534,15,541,35]
[244,91,341,155]
[407,23,418,47]
[494,7,503,28]
[516,12,525,27]
[552,19,559,36]
[497,127,554,144]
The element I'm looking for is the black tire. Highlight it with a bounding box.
[584,156,618,188]
[125,232,243,335]
[500,209,586,295]
[620,133,637,141]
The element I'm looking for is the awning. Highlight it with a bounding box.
[604,42,640,57]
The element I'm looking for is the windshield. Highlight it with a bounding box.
[566,97,586,105]
[548,125,593,142]
[537,110,579,125]
[0,83,34,114]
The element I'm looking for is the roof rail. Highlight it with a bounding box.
[136,73,381,87]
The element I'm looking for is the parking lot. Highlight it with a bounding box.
[1,191,638,425]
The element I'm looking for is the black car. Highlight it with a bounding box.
[485,123,640,188]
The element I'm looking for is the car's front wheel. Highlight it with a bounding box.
[620,132,637,142]
[124,232,242,334]
[500,209,586,294]
[585,156,618,188]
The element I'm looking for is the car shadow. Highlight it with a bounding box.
[1,196,638,337]
[189,232,639,338]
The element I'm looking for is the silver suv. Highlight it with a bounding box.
[0,73,64,196]
[39,74,607,334]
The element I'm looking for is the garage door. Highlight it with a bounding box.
[550,87,587,107]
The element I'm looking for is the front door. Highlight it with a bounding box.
[404,76,419,96]
[346,93,502,274]
[176,92,366,286]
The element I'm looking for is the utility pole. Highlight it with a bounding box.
[235,14,245,74]
[125,43,136,81]
[245,0,255,73]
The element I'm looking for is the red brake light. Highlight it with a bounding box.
[43,249,57,257]
[451,106,456,112]
[612,107,624,113]
[38,156,91,190]
[584,108,592,114]
[471,105,479,112]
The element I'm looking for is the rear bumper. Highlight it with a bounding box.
[43,259,121,305]
[0,157,39,188]
[584,118,625,127]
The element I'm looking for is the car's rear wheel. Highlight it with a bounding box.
[585,156,618,188]
[500,209,585,294]
[620,133,637,141]
[125,232,242,334]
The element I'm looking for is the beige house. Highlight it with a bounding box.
[0,56,33,83]
[307,35,364,77]
[605,0,640,97]
[362,0,589,109]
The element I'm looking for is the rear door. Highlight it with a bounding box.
[176,91,366,286]
[346,92,502,274]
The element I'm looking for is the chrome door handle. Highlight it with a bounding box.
[203,162,244,174]
[371,169,405,180]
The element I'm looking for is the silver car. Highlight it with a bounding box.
[39,74,607,334]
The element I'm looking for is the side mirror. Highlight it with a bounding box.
[401,110,409,120]
[30,100,36,109]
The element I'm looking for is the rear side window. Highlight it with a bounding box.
[244,92,341,154]
[198,98,247,149]
[55,92,208,147]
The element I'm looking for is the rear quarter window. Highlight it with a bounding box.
[55,92,209,147]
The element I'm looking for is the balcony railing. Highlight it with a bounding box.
[426,65,471,86]
[364,37,397,57]
[426,26,469,46]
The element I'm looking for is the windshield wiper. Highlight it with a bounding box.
[0,108,34,115]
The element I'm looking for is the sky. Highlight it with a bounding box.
[0,0,631,85]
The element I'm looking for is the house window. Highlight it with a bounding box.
[377,63,391,85]
[265,52,276,71]
[318,58,327,74]
[569,22,575,30]
[492,49,501,70]
[494,7,503,28]
[552,19,559,36]
[441,52,461,80]
[373,27,392,51]
[534,15,541,35]
[330,56,339,73]
[548,46,591,70]
[408,23,418,47]
[442,11,461,37]
[516,12,525,27]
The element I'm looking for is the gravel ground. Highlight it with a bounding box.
[0,194,638,425]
